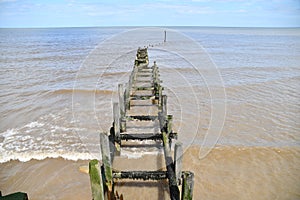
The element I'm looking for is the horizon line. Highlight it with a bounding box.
[1,25,300,29]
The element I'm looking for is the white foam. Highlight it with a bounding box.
[1,129,19,138]
[24,121,44,128]
[50,125,86,133]
[0,151,96,163]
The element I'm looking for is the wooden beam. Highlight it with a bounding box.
[162,131,180,200]
[100,133,113,193]
[181,172,194,200]
[127,115,158,121]
[89,159,105,200]
[174,142,183,185]
[118,84,125,118]
[161,95,167,115]
[113,171,167,180]
[166,115,173,134]
[119,132,177,141]
[113,103,120,143]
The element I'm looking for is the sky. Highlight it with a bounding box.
[0,0,299,28]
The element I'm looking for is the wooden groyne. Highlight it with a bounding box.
[0,192,28,200]
[89,48,194,200]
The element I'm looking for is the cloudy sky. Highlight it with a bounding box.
[0,0,299,28]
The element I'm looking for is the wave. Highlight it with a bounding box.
[50,88,114,95]
[0,151,95,163]
[2,144,299,163]
[0,118,94,163]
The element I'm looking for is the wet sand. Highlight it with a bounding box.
[1,146,299,200]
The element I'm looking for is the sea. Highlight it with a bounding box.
[0,27,299,199]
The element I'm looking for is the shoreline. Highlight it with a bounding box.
[1,146,299,199]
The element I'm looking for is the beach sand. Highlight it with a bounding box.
[1,146,299,199]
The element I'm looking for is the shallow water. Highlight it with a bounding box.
[0,27,300,199]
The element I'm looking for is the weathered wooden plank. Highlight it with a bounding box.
[100,133,113,192]
[126,66,138,110]
[132,87,154,91]
[89,159,105,200]
[136,74,152,77]
[167,115,173,134]
[161,95,167,115]
[124,83,130,111]
[138,69,152,73]
[174,142,183,185]
[113,103,120,142]
[154,84,159,100]
[153,61,159,85]
[158,112,166,132]
[118,84,125,118]
[158,85,163,102]
[113,171,167,180]
[181,172,194,200]
[119,132,177,141]
[162,131,180,200]
[118,84,126,133]
[127,115,158,121]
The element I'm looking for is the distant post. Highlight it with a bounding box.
[164,30,167,43]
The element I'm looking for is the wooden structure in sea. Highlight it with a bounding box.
[89,48,194,200]
[0,191,28,200]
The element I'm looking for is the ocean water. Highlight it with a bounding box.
[0,27,299,199]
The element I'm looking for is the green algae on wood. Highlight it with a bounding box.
[181,172,194,200]
[89,159,105,200]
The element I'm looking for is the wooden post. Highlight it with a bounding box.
[181,172,194,200]
[155,85,160,100]
[125,66,137,110]
[164,30,167,43]
[174,142,183,185]
[162,131,180,200]
[113,103,121,154]
[118,84,126,132]
[167,115,173,134]
[166,115,173,149]
[159,85,163,103]
[162,95,167,115]
[153,62,162,102]
[120,118,126,133]
[113,103,120,142]
[124,83,130,111]
[118,84,125,118]
[100,133,113,197]
[153,62,158,86]
[133,65,138,82]
[89,159,105,200]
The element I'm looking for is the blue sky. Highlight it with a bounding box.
[0,0,299,28]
